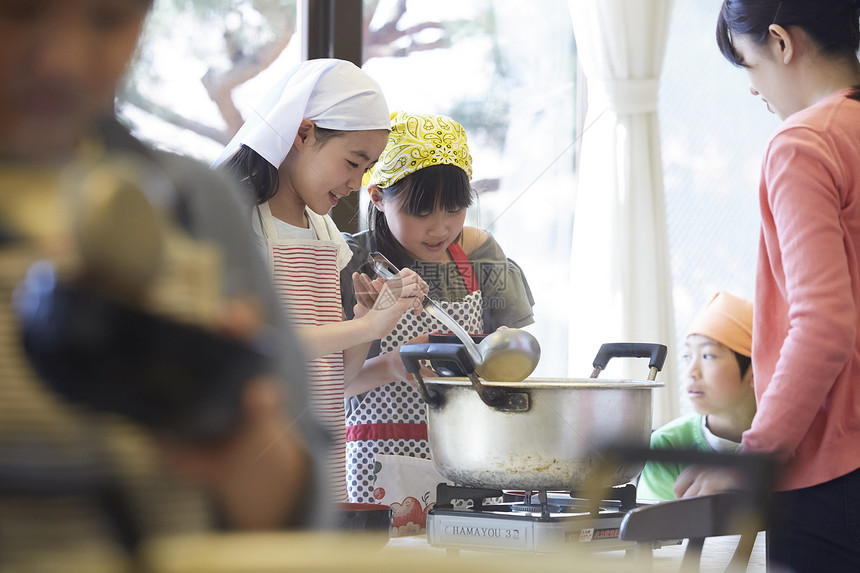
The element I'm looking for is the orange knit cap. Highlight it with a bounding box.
[685,291,753,357]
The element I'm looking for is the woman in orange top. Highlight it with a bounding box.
[676,2,860,571]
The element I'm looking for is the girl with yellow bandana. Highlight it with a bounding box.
[339,111,536,507]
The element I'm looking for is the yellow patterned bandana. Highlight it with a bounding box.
[364,111,473,188]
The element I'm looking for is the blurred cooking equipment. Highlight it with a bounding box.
[6,154,271,442]
[336,502,392,548]
[367,251,540,381]
[15,266,267,441]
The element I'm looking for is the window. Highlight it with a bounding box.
[661,2,777,411]
[359,0,579,376]
[122,0,579,377]
[120,1,776,409]
[121,1,303,162]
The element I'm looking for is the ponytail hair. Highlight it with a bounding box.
[217,126,346,206]
[218,145,279,205]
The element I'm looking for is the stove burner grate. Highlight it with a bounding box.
[434,482,638,515]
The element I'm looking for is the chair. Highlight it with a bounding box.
[620,492,762,572]
[588,446,778,573]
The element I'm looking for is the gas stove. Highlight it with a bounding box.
[426,483,677,554]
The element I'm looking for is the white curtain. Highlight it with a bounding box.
[567,0,677,426]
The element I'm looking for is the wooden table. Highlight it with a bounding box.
[141,529,768,572]
[385,531,767,572]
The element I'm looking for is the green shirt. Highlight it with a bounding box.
[637,413,711,501]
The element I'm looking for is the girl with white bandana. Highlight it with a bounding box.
[339,111,536,504]
[214,60,428,502]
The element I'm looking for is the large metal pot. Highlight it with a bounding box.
[399,342,666,492]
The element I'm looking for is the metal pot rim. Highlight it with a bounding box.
[423,376,664,389]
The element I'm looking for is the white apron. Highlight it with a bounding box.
[345,244,483,504]
[257,203,348,502]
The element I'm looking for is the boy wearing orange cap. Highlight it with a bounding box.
[637,291,755,500]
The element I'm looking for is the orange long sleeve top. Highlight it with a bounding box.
[744,88,860,490]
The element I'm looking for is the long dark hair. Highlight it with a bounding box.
[369,164,474,270]
[218,126,346,205]
[716,0,860,101]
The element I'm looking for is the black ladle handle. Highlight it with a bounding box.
[590,343,668,380]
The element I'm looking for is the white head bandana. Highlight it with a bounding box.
[211,59,390,168]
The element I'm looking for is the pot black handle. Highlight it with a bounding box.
[399,343,476,408]
[591,343,668,381]
[399,343,530,412]
[400,342,477,374]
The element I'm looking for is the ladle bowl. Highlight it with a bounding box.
[473,327,541,381]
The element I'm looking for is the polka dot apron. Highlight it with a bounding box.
[345,244,483,503]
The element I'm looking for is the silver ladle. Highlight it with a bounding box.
[367,251,540,382]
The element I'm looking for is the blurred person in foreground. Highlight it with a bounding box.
[637,291,755,501]
[0,1,329,571]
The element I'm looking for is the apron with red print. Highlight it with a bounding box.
[345,243,482,535]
